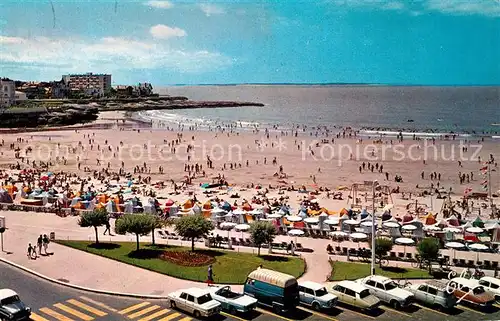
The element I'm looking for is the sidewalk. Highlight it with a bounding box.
[0,210,494,296]
[0,210,331,295]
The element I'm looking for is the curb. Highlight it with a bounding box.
[0,256,169,299]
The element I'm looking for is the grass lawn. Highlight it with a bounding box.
[328,260,433,281]
[56,240,305,284]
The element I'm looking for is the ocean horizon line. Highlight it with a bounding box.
[161,83,500,87]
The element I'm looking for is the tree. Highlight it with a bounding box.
[174,215,214,251]
[115,214,157,251]
[150,215,164,246]
[417,237,440,273]
[249,221,277,256]
[77,208,109,245]
[374,238,393,267]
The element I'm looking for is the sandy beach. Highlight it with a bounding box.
[0,111,498,218]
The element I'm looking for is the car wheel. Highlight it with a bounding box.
[170,301,176,309]
[391,300,401,310]
[312,302,321,311]
[193,310,201,318]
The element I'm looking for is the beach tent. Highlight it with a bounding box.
[436,218,448,228]
[381,212,392,222]
[446,215,460,227]
[165,199,175,207]
[124,201,134,214]
[490,224,500,243]
[242,203,253,211]
[340,208,348,216]
[423,213,436,225]
[403,213,413,223]
[472,216,484,228]
[105,200,118,213]
[0,189,13,203]
[192,204,202,215]
[360,208,369,220]
[221,201,232,211]
[183,199,194,210]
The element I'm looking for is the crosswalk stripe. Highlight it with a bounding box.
[118,302,151,315]
[39,307,75,321]
[157,312,181,321]
[178,317,192,321]
[54,303,94,321]
[79,296,117,312]
[137,309,170,321]
[67,299,107,317]
[30,312,51,321]
[127,305,161,319]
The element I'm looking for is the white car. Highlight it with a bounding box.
[208,285,258,313]
[167,288,221,318]
[478,277,500,301]
[357,275,414,309]
[298,281,338,310]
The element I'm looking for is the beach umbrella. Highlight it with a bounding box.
[360,221,376,227]
[285,215,303,222]
[383,221,400,229]
[267,213,282,219]
[329,231,348,238]
[288,229,304,244]
[469,243,489,262]
[344,219,360,226]
[304,217,319,224]
[221,202,232,211]
[424,225,441,231]
[443,227,461,233]
[220,222,237,230]
[233,208,247,215]
[446,215,460,227]
[402,224,417,231]
[249,208,263,215]
[350,232,368,249]
[445,241,465,260]
[235,224,250,231]
[466,227,484,234]
[395,237,415,257]
[472,216,484,228]
[324,218,340,225]
[212,208,226,215]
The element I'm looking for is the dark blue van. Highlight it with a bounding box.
[243,268,299,313]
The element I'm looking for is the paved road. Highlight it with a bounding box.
[1,262,500,321]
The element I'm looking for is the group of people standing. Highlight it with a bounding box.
[27,234,50,259]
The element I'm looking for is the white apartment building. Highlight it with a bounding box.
[62,73,112,95]
[0,78,16,108]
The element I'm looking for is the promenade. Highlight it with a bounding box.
[0,210,496,296]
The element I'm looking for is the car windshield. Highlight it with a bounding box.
[197,294,212,305]
[1,295,20,305]
[385,282,398,291]
[359,289,370,298]
[473,287,485,295]
[316,288,328,296]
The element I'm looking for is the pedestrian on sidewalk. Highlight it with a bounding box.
[42,234,49,254]
[207,264,214,285]
[37,235,43,255]
[103,218,111,235]
[27,243,36,259]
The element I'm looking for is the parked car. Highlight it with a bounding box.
[244,268,299,313]
[327,280,380,311]
[208,285,258,313]
[448,277,496,307]
[167,288,221,318]
[357,275,414,309]
[478,277,500,300]
[298,281,338,311]
[407,280,457,310]
[0,289,31,321]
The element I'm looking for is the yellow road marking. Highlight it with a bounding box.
[127,305,160,319]
[335,306,376,320]
[67,299,107,317]
[255,307,293,321]
[414,303,450,317]
[494,303,500,309]
[137,309,170,321]
[220,311,249,321]
[178,317,192,321]
[157,312,181,321]
[118,302,151,315]
[29,312,50,321]
[380,306,411,317]
[39,307,74,321]
[79,296,117,312]
[458,304,486,315]
[297,306,339,321]
[54,303,94,320]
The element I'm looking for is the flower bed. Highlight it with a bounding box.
[160,250,215,267]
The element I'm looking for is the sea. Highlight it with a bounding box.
[136,85,500,138]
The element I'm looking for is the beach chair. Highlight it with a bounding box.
[398,252,405,259]
[239,238,246,246]
[157,230,168,239]
[245,238,252,246]
[295,243,303,251]
[452,258,458,266]
[459,259,466,267]
[484,260,491,269]
[281,242,288,249]
[492,261,499,269]
[405,253,412,260]
[467,260,475,267]
[231,237,239,245]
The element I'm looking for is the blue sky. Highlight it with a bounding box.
[0,0,499,85]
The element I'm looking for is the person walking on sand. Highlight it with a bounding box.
[27,243,36,260]
[37,235,43,255]
[42,234,50,254]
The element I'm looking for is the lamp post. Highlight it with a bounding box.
[371,180,378,275]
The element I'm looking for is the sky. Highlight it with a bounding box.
[0,0,499,85]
